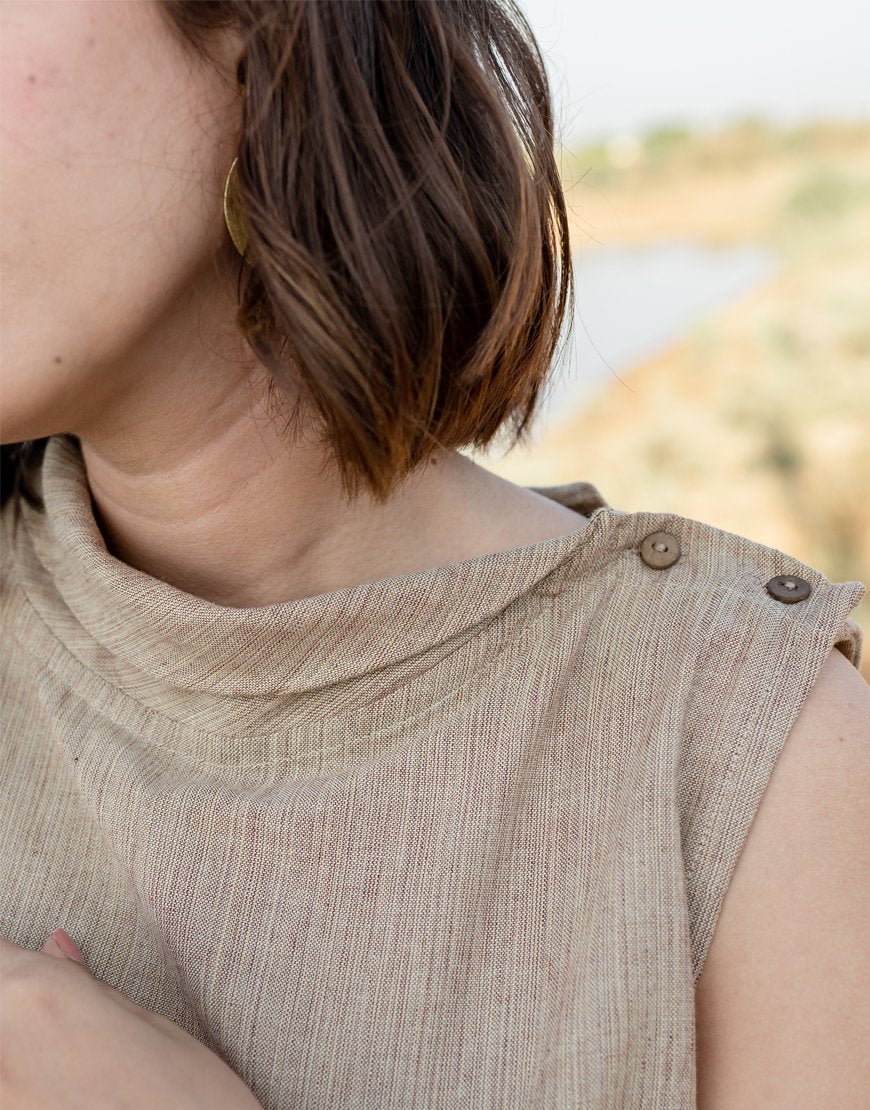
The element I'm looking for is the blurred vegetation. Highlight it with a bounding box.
[562,117,870,188]
[781,166,870,221]
[483,117,870,677]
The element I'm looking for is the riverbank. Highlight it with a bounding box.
[473,120,870,676]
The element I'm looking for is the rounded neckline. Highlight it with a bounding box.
[11,433,616,719]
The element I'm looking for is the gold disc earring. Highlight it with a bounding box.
[223,156,252,264]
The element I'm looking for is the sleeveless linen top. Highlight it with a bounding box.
[1,433,865,1109]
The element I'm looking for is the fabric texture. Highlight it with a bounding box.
[1,432,865,1109]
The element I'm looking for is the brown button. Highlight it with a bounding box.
[639,530,681,569]
[765,574,811,603]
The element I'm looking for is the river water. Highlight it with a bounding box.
[531,238,780,434]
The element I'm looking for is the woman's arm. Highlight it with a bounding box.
[0,934,263,1109]
[694,647,870,1107]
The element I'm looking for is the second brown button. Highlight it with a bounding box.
[765,574,812,603]
[640,530,681,569]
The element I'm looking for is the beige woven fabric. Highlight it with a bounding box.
[1,432,865,1109]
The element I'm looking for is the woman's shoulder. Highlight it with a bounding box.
[526,494,866,998]
[449,463,603,555]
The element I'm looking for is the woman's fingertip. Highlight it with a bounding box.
[41,933,64,957]
[53,927,86,964]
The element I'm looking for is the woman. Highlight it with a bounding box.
[1,1,867,1106]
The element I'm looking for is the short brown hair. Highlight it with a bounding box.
[2,0,574,514]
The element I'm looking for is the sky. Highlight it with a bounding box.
[515,0,870,148]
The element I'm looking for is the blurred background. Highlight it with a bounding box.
[466,0,870,679]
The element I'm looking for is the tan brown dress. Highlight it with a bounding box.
[1,433,864,1108]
